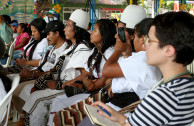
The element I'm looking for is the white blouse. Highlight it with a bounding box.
[84,47,114,78]
[60,44,92,82]
[0,78,7,122]
[41,42,68,72]
[24,38,48,60]
[112,51,162,99]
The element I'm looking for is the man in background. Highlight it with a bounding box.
[0,15,13,65]
[11,20,19,40]
[43,10,57,23]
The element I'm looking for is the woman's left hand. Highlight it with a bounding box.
[83,76,95,91]
[15,59,27,66]
[114,35,127,52]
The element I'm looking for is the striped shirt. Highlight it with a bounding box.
[128,77,194,126]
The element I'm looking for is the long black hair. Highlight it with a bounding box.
[70,22,94,49]
[87,19,116,73]
[24,18,47,60]
[18,23,29,33]
[0,65,11,93]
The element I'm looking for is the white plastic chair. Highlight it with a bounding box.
[0,74,20,126]
[187,60,194,74]
[2,39,16,68]
[191,121,194,126]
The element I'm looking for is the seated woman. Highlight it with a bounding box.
[18,9,94,126]
[0,40,11,123]
[6,18,48,73]
[92,11,194,126]
[47,19,116,126]
[13,23,30,62]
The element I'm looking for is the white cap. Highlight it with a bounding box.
[69,9,89,30]
[120,5,147,29]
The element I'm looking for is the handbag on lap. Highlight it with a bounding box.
[34,45,78,90]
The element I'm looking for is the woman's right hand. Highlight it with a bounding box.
[114,35,127,52]
[92,101,127,125]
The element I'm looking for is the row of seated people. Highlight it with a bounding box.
[3,5,194,126]
[0,15,32,66]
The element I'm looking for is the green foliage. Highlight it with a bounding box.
[185,4,191,12]
[137,0,142,5]
[162,1,191,12]
[163,1,174,10]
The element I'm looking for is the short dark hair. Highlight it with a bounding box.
[135,18,153,38]
[152,12,194,66]
[72,22,93,49]
[45,20,65,39]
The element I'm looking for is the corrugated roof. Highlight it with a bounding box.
[99,0,117,5]
[60,0,123,5]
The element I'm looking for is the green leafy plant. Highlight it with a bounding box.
[185,3,191,12]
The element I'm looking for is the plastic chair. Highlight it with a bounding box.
[0,74,20,126]
[2,39,16,68]
[187,60,194,74]
[191,121,194,126]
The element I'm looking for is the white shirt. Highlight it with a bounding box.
[0,78,6,103]
[43,16,58,23]
[84,47,114,78]
[0,78,7,123]
[13,33,18,40]
[60,44,91,81]
[112,51,162,99]
[41,42,68,72]
[24,38,48,60]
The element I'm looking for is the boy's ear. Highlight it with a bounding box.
[140,35,146,44]
[165,45,176,57]
[55,31,60,36]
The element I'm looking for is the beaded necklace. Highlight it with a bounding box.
[161,70,190,85]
